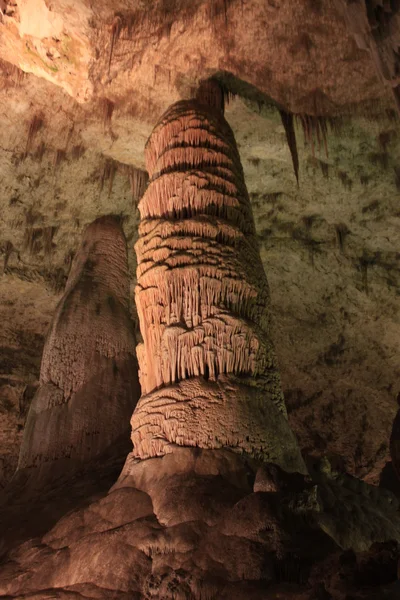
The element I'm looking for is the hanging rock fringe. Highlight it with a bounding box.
[100,158,119,196]
[106,3,202,72]
[129,167,148,203]
[23,227,42,255]
[279,110,299,184]
[295,114,342,158]
[130,98,306,473]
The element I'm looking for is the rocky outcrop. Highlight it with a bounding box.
[1,447,400,599]
[17,215,140,475]
[131,98,304,472]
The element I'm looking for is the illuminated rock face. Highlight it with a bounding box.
[132,100,305,472]
[18,215,139,472]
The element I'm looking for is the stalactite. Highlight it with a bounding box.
[43,226,58,256]
[2,240,13,272]
[23,227,42,255]
[338,170,353,191]
[71,144,85,160]
[318,160,329,178]
[108,16,122,74]
[335,223,349,254]
[101,98,115,129]
[129,167,148,203]
[23,114,44,159]
[130,98,305,473]
[279,110,299,185]
[100,158,118,196]
[32,141,46,162]
[296,114,326,157]
[53,149,66,172]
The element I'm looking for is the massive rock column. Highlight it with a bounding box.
[131,98,305,473]
[18,215,140,473]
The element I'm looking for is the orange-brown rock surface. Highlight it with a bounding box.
[131,98,304,471]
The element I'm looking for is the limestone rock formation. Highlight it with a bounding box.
[1,446,400,599]
[17,215,140,474]
[0,1,399,486]
[0,2,399,595]
[131,98,304,472]
[0,100,400,599]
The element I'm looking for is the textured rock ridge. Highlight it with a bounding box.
[17,215,140,472]
[131,99,305,471]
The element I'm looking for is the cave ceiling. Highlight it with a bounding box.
[0,0,399,487]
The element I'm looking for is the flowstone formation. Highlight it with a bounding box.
[18,214,140,474]
[132,98,304,472]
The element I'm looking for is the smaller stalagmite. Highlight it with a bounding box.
[131,97,305,472]
[18,215,140,474]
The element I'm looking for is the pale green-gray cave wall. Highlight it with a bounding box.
[0,61,399,488]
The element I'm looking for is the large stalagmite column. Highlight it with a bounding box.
[18,215,140,472]
[131,98,305,473]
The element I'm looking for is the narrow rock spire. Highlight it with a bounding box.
[18,215,140,473]
[131,99,305,472]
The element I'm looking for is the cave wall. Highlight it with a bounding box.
[0,0,399,487]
